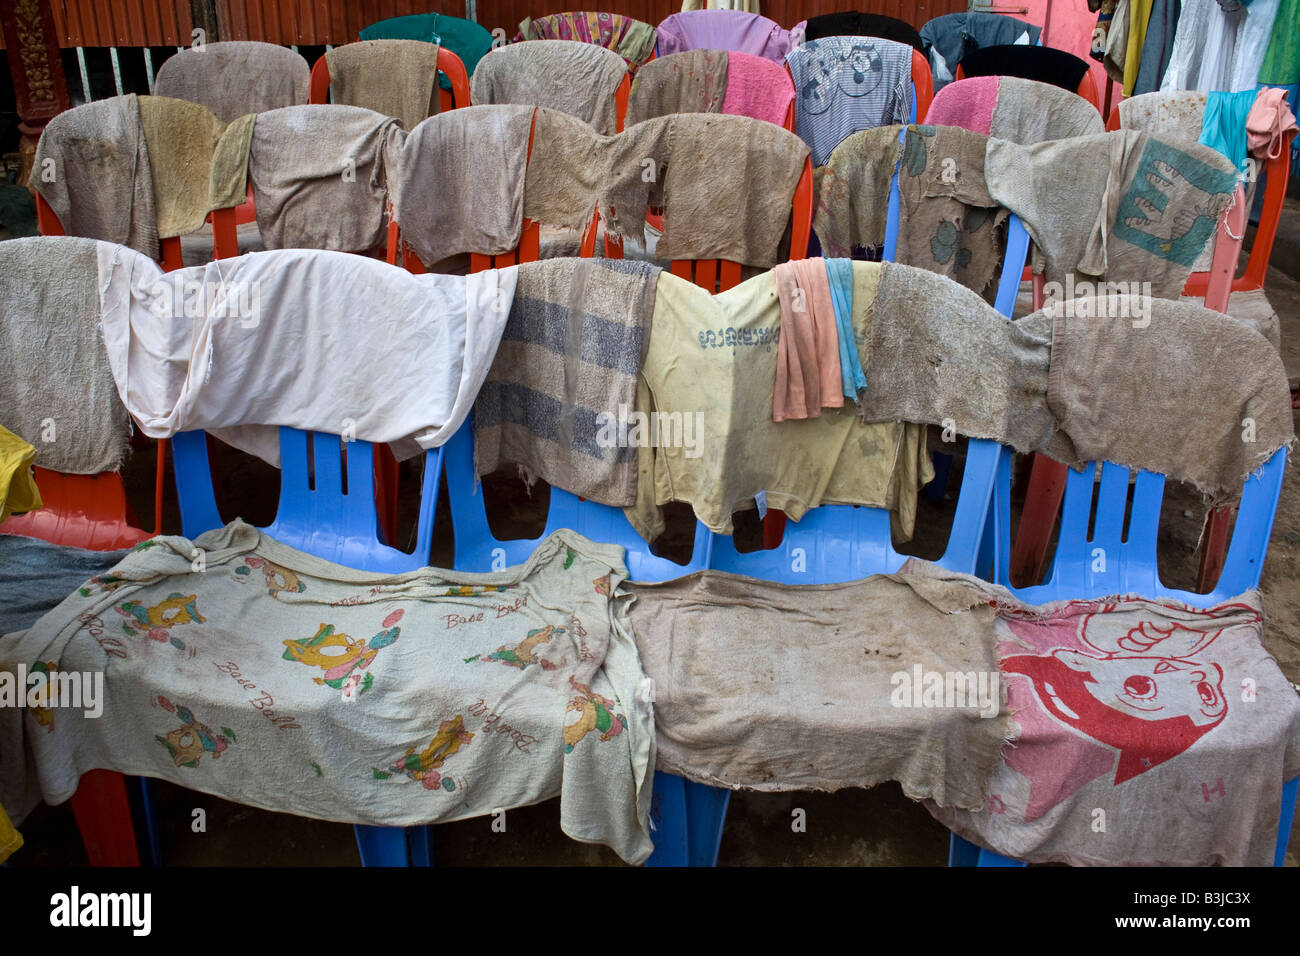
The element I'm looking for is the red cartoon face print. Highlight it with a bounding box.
[1000,603,1255,786]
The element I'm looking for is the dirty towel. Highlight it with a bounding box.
[324,40,442,131]
[773,258,842,421]
[626,50,728,126]
[153,41,309,124]
[472,40,627,134]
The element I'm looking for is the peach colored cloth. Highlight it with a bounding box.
[1246,87,1298,160]
[773,258,842,421]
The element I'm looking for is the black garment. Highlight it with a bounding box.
[803,12,925,52]
[958,44,1091,93]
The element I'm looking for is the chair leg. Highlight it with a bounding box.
[948,832,980,866]
[353,824,425,866]
[407,825,435,867]
[1196,506,1233,593]
[926,452,954,503]
[685,781,731,867]
[645,771,689,866]
[1275,776,1299,867]
[1010,455,1069,587]
[130,776,163,866]
[68,770,141,866]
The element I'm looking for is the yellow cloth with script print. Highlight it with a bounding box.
[0,425,42,523]
[628,263,931,540]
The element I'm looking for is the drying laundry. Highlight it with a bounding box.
[360,13,494,89]
[958,45,1091,94]
[0,535,130,638]
[655,10,795,61]
[626,50,728,126]
[720,52,795,127]
[985,129,1240,297]
[94,245,518,466]
[0,427,41,523]
[1118,89,1208,143]
[474,258,661,508]
[389,105,534,266]
[987,76,1105,144]
[1132,0,1181,95]
[812,125,901,257]
[137,96,236,240]
[1200,89,1259,178]
[628,263,933,540]
[804,12,924,50]
[925,571,1300,866]
[626,563,1013,807]
[233,105,403,252]
[516,12,656,69]
[1246,87,1299,160]
[33,95,159,258]
[919,12,1040,90]
[0,522,654,864]
[471,40,628,135]
[324,40,443,131]
[825,258,866,400]
[786,36,914,167]
[0,238,132,475]
[154,41,309,124]
[772,258,842,421]
[1041,295,1295,504]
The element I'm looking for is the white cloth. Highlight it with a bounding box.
[94,245,517,464]
[1162,0,1279,93]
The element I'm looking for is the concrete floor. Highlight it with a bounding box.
[6,194,1300,868]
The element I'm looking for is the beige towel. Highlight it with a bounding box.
[472,40,628,135]
[813,125,901,257]
[33,95,159,259]
[246,105,403,252]
[154,41,309,124]
[138,96,227,239]
[626,49,728,126]
[325,39,442,131]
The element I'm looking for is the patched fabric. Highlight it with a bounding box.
[0,522,654,864]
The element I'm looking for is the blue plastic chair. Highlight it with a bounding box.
[168,427,441,866]
[949,445,1296,866]
[653,437,1003,866]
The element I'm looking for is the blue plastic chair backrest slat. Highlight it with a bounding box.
[1000,448,1287,607]
[172,427,439,575]
[445,420,711,582]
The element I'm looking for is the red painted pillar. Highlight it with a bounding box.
[2,0,72,188]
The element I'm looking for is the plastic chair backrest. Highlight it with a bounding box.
[991,447,1286,607]
[309,47,470,115]
[442,420,712,581]
[171,428,437,573]
[0,467,151,550]
[1107,97,1296,294]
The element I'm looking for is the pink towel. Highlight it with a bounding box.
[721,52,794,128]
[923,75,999,135]
[773,258,843,421]
[1246,87,1298,161]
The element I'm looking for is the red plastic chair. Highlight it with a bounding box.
[309,46,470,113]
[1106,103,1296,295]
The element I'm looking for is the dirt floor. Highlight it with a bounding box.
[8,199,1300,868]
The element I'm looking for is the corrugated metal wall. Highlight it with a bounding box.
[2,1,971,48]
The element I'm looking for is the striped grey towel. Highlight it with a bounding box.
[786,36,913,167]
[473,258,660,507]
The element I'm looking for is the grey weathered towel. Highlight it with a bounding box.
[390,105,535,265]
[474,258,660,507]
[246,105,403,252]
[153,41,309,124]
[986,129,1240,298]
[324,39,442,131]
[1041,296,1295,504]
[626,49,728,126]
[0,535,129,638]
[0,238,131,474]
[1118,90,1207,143]
[988,76,1105,144]
[471,40,628,135]
[33,95,159,259]
[813,125,901,257]
[208,114,257,215]
[627,562,1012,809]
[858,261,1057,453]
[137,96,230,240]
[896,124,1008,297]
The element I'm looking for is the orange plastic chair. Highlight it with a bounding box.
[309,46,470,113]
[1106,103,1296,295]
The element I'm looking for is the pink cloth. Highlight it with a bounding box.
[656,10,794,62]
[721,52,794,128]
[923,75,999,135]
[1246,87,1298,161]
[773,258,842,421]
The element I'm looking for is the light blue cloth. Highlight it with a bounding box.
[825,258,866,399]
[1199,89,1257,179]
